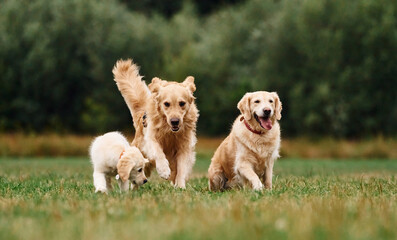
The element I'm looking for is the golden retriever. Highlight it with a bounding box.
[89,131,149,193]
[112,59,199,188]
[208,91,282,191]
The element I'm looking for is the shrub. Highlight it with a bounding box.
[169,0,397,137]
[0,0,167,133]
[1,0,396,137]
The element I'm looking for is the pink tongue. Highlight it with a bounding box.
[259,118,272,130]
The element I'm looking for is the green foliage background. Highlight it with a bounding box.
[1,0,396,137]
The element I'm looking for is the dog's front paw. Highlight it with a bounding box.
[174,178,186,189]
[156,163,171,180]
[95,188,108,194]
[252,181,264,191]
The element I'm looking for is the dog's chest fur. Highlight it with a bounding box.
[235,121,280,168]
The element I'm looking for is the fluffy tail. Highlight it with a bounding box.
[112,59,150,122]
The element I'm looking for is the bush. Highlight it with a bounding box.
[1,0,396,137]
[169,0,397,137]
[0,0,167,133]
[261,0,397,137]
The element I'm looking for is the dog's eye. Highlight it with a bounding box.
[254,100,260,103]
[138,168,142,173]
[179,101,186,107]
[164,102,170,107]
[269,99,273,103]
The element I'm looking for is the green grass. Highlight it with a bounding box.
[0,157,396,240]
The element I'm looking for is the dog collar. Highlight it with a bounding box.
[242,118,263,135]
[119,149,125,159]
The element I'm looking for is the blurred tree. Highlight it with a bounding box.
[1,0,396,138]
[119,0,245,17]
[0,0,167,133]
[260,0,397,137]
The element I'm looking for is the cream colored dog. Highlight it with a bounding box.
[89,132,149,193]
[112,59,199,188]
[208,91,282,191]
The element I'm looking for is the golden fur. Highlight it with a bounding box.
[112,59,199,188]
[208,91,282,191]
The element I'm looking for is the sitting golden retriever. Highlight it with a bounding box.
[208,91,282,191]
[112,59,199,188]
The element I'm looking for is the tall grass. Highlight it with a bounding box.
[0,134,94,157]
[0,134,396,159]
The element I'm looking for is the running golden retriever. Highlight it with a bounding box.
[208,91,282,191]
[112,59,199,188]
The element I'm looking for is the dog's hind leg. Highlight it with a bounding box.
[208,171,227,191]
[225,175,241,189]
[93,172,107,193]
[105,175,113,191]
[208,161,227,191]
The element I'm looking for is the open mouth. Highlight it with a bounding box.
[171,126,180,132]
[254,113,272,130]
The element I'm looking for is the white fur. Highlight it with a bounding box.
[89,132,130,193]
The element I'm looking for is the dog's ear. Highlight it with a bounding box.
[237,93,252,121]
[117,157,135,182]
[144,158,149,164]
[272,92,282,120]
[148,77,163,94]
[188,92,196,104]
[182,76,196,93]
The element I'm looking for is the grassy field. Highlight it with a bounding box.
[0,157,396,240]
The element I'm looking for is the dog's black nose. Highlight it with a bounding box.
[263,109,271,117]
[143,179,148,184]
[170,118,180,126]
